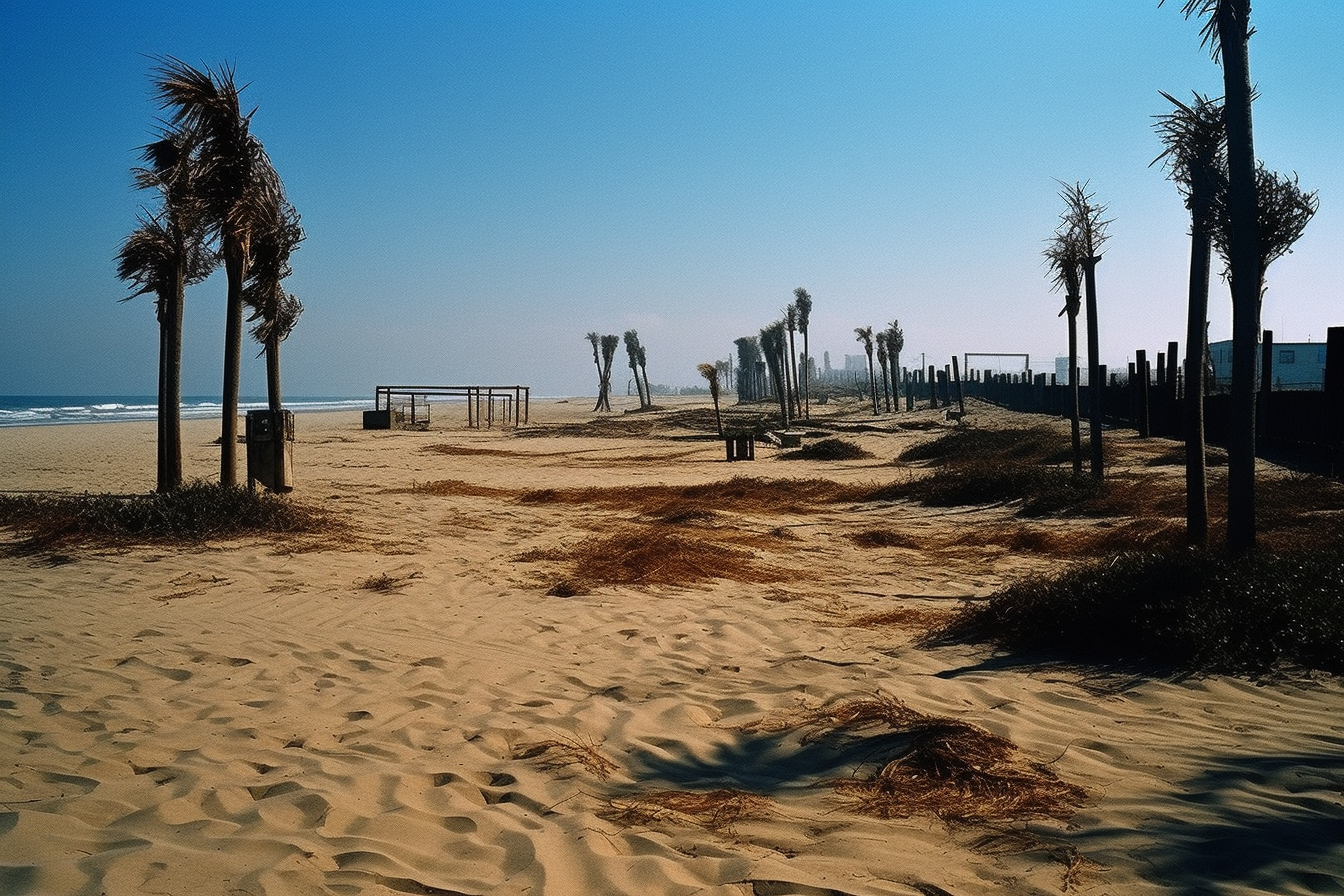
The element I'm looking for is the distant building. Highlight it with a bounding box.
[1208,339,1327,390]
[845,353,868,372]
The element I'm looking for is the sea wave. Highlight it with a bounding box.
[0,396,373,427]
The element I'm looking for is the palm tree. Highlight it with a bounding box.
[734,336,761,402]
[1152,90,1227,543]
[1057,181,1111,479]
[886,320,904,412]
[875,332,892,412]
[784,303,801,418]
[854,326,877,413]
[759,322,791,427]
[622,330,647,408]
[697,363,723,437]
[1178,0,1258,553]
[117,127,216,492]
[242,192,304,490]
[586,332,604,411]
[152,57,284,486]
[793,287,812,418]
[1043,225,1086,477]
[598,334,619,411]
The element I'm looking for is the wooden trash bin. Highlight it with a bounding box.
[245,409,295,493]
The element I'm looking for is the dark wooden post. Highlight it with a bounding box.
[1136,349,1150,438]
[1326,327,1344,477]
[951,356,966,416]
[1258,329,1274,455]
[928,365,936,407]
[1166,341,1180,437]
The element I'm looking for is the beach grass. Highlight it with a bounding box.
[928,546,1344,674]
[0,480,342,552]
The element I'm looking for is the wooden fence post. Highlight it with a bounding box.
[1326,327,1343,477]
[1259,330,1274,456]
[1136,349,1150,438]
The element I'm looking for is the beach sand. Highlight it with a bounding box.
[2,396,1341,896]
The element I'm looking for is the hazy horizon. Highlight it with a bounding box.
[2,1,1340,400]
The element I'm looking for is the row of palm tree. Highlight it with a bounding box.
[622,330,652,409]
[586,332,619,411]
[117,57,302,492]
[853,320,905,415]
[1042,0,1319,555]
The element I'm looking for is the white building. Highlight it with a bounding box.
[1208,339,1327,390]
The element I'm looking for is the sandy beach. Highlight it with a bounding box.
[2,396,1342,896]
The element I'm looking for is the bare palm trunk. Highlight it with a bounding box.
[801,332,810,419]
[1083,258,1104,479]
[787,328,800,418]
[1067,311,1082,476]
[1184,216,1213,544]
[1218,0,1259,556]
[220,240,246,486]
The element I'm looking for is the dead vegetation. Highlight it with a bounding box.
[513,735,618,780]
[749,695,1086,824]
[600,788,775,834]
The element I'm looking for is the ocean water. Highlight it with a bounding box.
[0,396,373,428]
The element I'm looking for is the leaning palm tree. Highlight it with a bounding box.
[117,126,216,492]
[1057,181,1111,479]
[1177,0,1259,554]
[1043,224,1087,477]
[242,191,304,490]
[793,287,812,418]
[734,336,761,402]
[854,326,877,413]
[1152,90,1227,543]
[153,56,284,486]
[697,363,723,437]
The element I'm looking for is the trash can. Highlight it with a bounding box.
[245,409,295,493]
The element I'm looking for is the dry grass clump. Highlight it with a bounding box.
[402,479,516,498]
[1145,443,1229,467]
[519,477,858,518]
[780,438,873,461]
[356,569,422,593]
[0,482,343,553]
[757,695,1085,824]
[948,518,1185,557]
[520,408,776,439]
[843,607,953,631]
[601,788,774,834]
[513,735,618,780]
[556,523,790,589]
[899,425,1071,466]
[422,444,522,458]
[850,528,922,549]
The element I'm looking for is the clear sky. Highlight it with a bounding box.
[1,0,1340,399]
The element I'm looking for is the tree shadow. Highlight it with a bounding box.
[619,725,912,795]
[1072,752,1344,895]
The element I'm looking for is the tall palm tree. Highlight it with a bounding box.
[793,287,812,418]
[1057,181,1111,479]
[1178,0,1258,554]
[1043,225,1086,477]
[886,320,904,412]
[854,326,877,413]
[153,56,284,486]
[784,303,801,418]
[1153,90,1227,543]
[697,363,723,437]
[587,332,604,411]
[875,332,892,412]
[117,127,216,492]
[242,192,304,490]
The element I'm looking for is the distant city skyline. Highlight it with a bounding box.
[2,0,1340,399]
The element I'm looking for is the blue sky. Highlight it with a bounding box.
[1,0,1340,399]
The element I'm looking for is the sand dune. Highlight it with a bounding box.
[2,396,1341,895]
